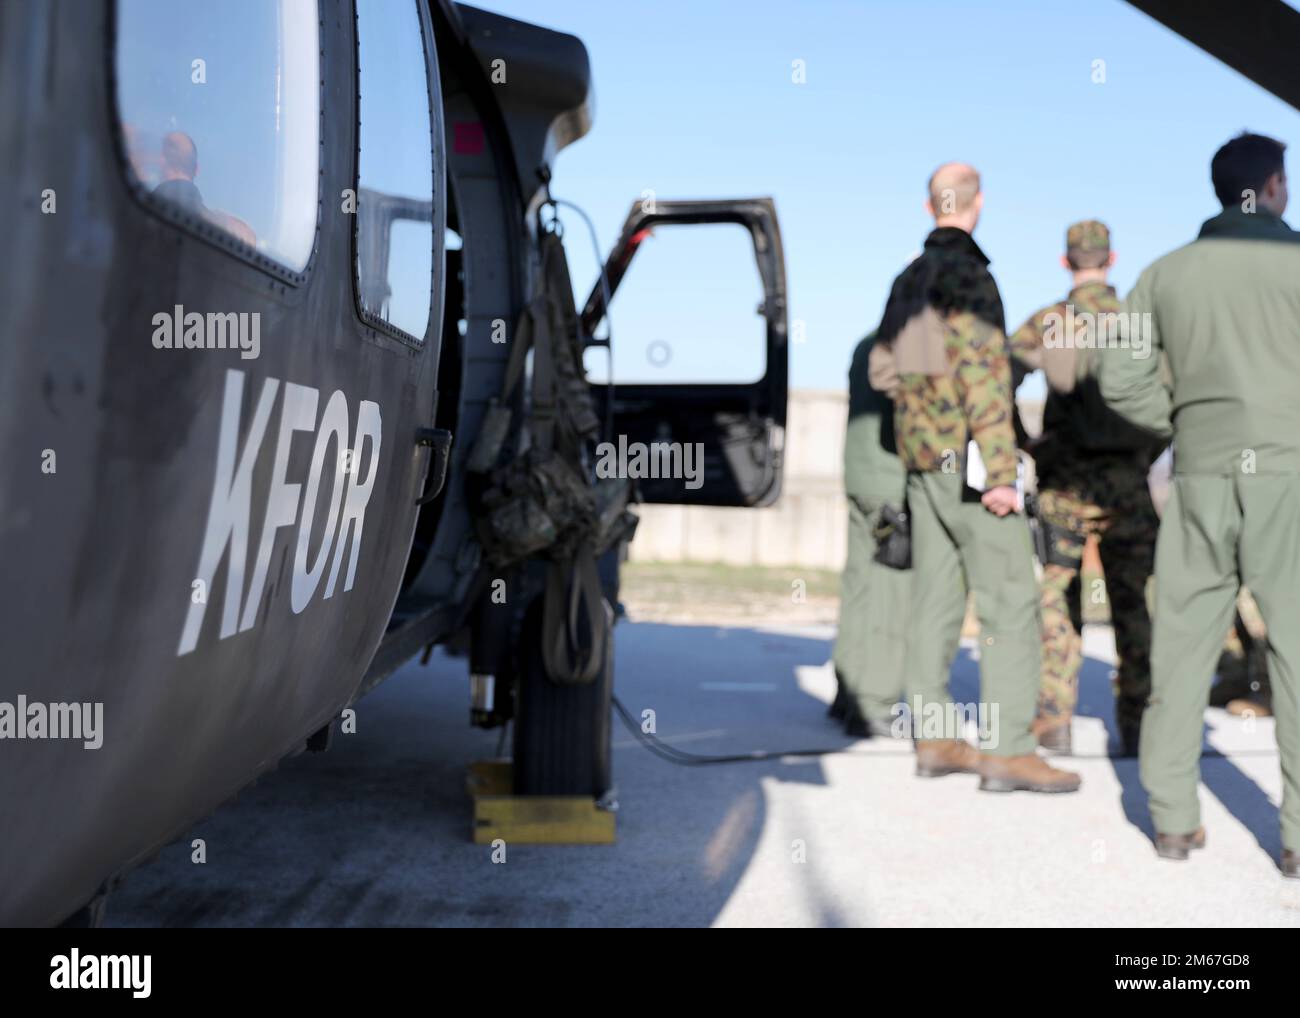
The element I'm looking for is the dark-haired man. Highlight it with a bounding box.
[1098,132,1300,875]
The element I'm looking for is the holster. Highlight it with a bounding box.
[871,501,912,570]
[1025,493,1081,568]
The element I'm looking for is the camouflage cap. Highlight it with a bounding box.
[1066,219,1110,267]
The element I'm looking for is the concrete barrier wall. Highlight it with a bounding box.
[629,389,850,569]
[628,388,1045,570]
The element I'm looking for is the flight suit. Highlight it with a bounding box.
[1212,592,1272,714]
[832,332,910,732]
[871,230,1041,759]
[1098,206,1300,848]
[1009,275,1159,734]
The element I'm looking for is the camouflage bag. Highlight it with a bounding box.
[478,448,597,566]
[467,226,626,684]
[467,226,604,556]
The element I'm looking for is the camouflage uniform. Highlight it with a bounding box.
[1030,455,1157,726]
[890,308,1021,482]
[869,227,1041,758]
[1008,222,1160,735]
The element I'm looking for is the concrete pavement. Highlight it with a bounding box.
[107,621,1300,927]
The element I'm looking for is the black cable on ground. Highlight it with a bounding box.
[612,694,891,765]
[611,695,1253,766]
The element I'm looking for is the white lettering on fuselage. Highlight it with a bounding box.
[177,369,382,656]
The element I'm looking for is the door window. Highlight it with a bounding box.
[115,0,321,273]
[354,0,436,342]
[584,222,767,385]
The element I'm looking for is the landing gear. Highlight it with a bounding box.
[511,596,613,797]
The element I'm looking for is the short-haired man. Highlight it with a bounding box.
[154,131,203,212]
[1099,132,1300,873]
[869,163,1080,793]
[1008,222,1163,757]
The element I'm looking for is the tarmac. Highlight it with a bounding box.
[107,620,1300,927]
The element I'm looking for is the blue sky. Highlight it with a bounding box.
[484,0,1300,392]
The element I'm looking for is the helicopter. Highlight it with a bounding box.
[2,0,1296,929]
[0,0,788,927]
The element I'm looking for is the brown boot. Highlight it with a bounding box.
[1282,849,1299,878]
[1155,827,1206,861]
[915,739,982,778]
[1031,715,1073,756]
[978,753,1082,793]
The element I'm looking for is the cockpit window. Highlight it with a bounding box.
[353,0,436,343]
[114,0,321,274]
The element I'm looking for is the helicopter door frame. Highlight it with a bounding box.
[580,197,788,508]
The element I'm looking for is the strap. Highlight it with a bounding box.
[497,224,577,405]
[530,231,572,458]
[498,302,537,404]
[532,288,558,457]
[481,229,572,463]
[541,542,607,685]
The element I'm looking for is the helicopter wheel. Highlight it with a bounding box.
[511,596,613,798]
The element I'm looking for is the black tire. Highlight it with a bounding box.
[512,596,613,797]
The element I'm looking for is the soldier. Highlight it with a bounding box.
[1098,132,1300,874]
[1008,221,1163,757]
[869,162,1080,793]
[831,330,910,737]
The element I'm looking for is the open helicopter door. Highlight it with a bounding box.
[580,198,788,507]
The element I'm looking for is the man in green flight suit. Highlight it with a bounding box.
[831,331,910,737]
[1098,132,1300,874]
[1008,221,1163,758]
[869,162,1080,793]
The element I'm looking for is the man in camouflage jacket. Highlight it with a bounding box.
[868,162,1080,794]
[1008,221,1162,757]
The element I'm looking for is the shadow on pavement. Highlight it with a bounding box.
[952,637,1281,859]
[107,621,854,927]
[1067,645,1282,860]
[104,619,1286,926]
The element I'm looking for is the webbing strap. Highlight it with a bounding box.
[541,542,607,685]
[498,301,536,404]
